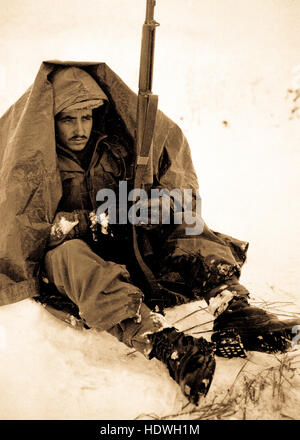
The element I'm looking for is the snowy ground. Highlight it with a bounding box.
[0,0,299,420]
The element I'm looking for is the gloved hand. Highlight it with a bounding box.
[132,194,176,230]
[48,210,90,248]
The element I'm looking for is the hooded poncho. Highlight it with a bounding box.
[0,60,248,307]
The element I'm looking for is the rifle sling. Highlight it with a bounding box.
[133,94,164,309]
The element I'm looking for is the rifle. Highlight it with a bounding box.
[132,1,186,312]
[135,0,159,172]
[132,0,162,310]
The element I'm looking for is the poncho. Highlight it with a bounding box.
[0,60,248,307]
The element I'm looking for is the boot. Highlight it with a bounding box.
[212,297,300,357]
[149,327,216,405]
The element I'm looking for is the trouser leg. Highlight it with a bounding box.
[154,222,251,316]
[195,227,251,316]
[44,239,170,357]
[203,276,250,317]
[107,302,170,358]
[44,239,144,330]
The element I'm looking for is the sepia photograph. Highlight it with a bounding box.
[0,0,299,423]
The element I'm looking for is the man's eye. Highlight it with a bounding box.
[60,118,72,123]
[83,116,92,121]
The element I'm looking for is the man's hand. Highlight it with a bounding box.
[134,195,175,230]
[48,210,90,248]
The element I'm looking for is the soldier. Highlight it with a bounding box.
[0,63,298,405]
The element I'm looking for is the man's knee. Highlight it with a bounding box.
[45,238,89,262]
[53,238,89,253]
[44,239,94,283]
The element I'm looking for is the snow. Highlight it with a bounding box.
[51,216,79,236]
[0,0,299,420]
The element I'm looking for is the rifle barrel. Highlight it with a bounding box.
[145,0,156,22]
[139,1,159,94]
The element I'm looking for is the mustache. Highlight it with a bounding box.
[69,136,88,141]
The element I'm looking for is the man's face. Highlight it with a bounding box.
[55,108,93,151]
